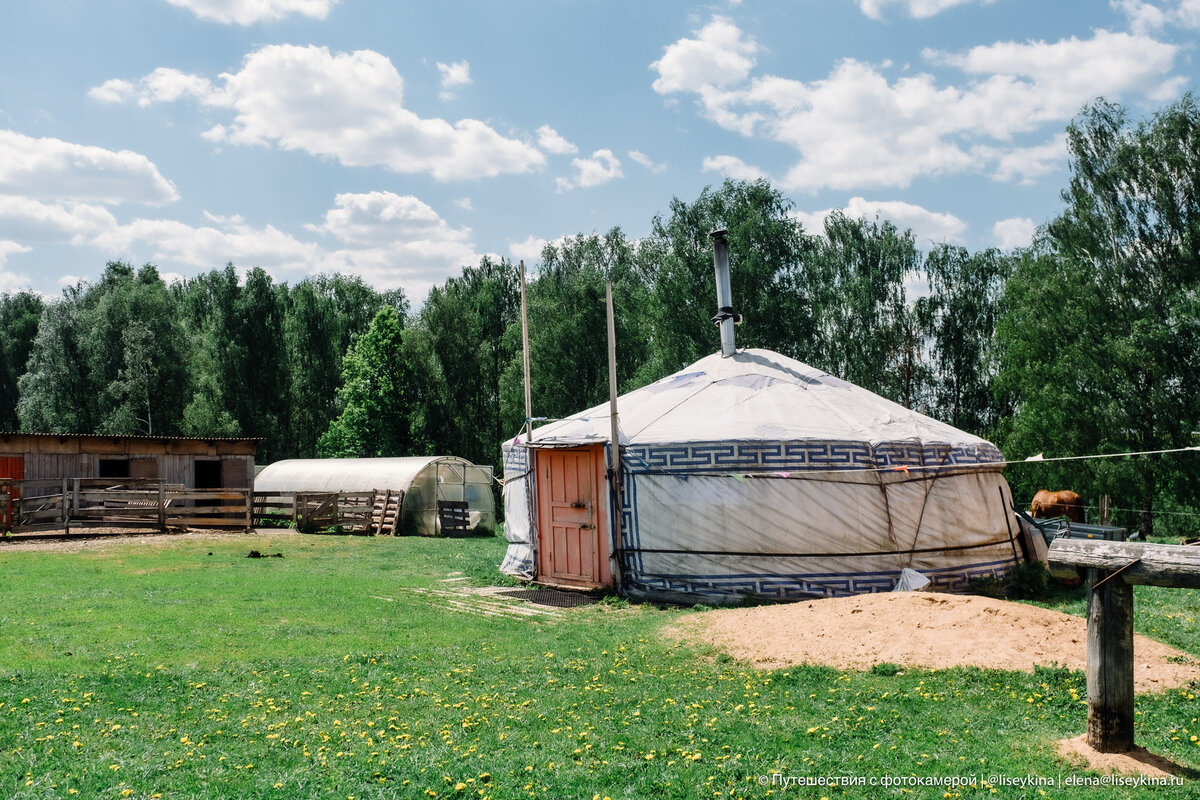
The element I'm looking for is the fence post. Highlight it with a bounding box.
[158,482,167,531]
[244,489,252,531]
[72,478,80,522]
[1086,567,1135,752]
[62,477,70,534]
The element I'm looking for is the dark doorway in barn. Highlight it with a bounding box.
[98,458,131,479]
[194,459,222,489]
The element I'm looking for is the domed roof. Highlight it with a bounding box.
[528,348,996,454]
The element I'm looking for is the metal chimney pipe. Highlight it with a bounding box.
[710,229,738,357]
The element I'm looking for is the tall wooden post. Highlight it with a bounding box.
[520,260,534,443]
[605,281,623,589]
[1086,568,1135,751]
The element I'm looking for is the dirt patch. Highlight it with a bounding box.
[0,528,294,554]
[670,591,1200,693]
[1055,735,1197,778]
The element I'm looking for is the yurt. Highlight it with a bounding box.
[255,456,495,536]
[500,350,1020,601]
[500,233,1020,602]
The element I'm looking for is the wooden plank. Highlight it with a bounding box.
[164,492,248,502]
[172,504,249,515]
[1086,567,1135,752]
[1047,539,1200,589]
[165,517,251,527]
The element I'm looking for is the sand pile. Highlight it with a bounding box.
[672,591,1200,692]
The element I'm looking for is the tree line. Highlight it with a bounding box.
[1,96,1197,537]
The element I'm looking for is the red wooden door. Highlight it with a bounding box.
[0,456,24,529]
[536,447,611,589]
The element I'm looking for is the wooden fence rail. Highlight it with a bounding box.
[252,490,403,535]
[1048,538,1200,753]
[1,478,252,534]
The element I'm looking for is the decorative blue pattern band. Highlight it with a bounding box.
[625,558,1015,600]
[622,440,1003,474]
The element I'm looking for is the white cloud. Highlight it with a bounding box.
[452,197,474,211]
[309,192,480,294]
[0,131,178,205]
[0,241,33,293]
[1113,0,1168,34]
[1112,0,1200,33]
[437,60,472,100]
[925,30,1184,108]
[0,185,479,298]
[652,18,1184,193]
[986,135,1067,184]
[794,197,967,244]
[0,240,31,265]
[555,149,623,192]
[628,150,667,173]
[651,16,757,95]
[857,0,991,20]
[91,215,320,275]
[88,68,216,109]
[701,154,765,181]
[992,216,1036,249]
[509,234,548,260]
[536,125,578,155]
[94,44,546,182]
[164,0,339,25]
[0,195,118,243]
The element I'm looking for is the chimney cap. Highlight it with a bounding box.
[709,229,728,241]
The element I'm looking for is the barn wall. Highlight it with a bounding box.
[0,436,256,491]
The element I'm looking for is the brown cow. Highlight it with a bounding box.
[1030,490,1085,523]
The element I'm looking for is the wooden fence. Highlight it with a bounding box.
[251,489,404,535]
[1,478,252,534]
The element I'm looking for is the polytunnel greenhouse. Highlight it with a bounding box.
[254,456,494,536]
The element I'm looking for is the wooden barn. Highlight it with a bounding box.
[0,433,257,491]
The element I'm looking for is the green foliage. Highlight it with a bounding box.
[811,212,923,406]
[997,96,1200,536]
[500,230,649,428]
[18,263,190,435]
[917,245,1013,434]
[416,256,521,472]
[0,291,43,431]
[635,178,814,382]
[318,306,421,457]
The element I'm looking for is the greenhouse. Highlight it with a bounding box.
[254,456,494,536]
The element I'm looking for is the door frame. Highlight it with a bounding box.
[533,445,613,589]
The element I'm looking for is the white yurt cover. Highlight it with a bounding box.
[502,348,1020,602]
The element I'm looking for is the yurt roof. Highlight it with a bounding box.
[526,348,994,449]
[254,456,470,493]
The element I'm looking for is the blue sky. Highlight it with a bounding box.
[0,0,1196,302]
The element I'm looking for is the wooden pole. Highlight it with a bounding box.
[605,281,624,589]
[158,481,166,532]
[1086,567,1135,752]
[520,260,534,443]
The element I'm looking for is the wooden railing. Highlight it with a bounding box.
[251,490,404,535]
[1,478,252,533]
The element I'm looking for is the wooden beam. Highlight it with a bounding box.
[1047,539,1200,589]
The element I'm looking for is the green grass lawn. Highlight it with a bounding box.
[2,531,1198,799]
